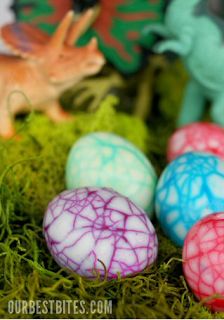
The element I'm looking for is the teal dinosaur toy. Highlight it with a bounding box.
[146,0,224,126]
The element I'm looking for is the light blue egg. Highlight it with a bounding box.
[65,132,157,217]
[155,152,224,246]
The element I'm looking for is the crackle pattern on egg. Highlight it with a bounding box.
[167,122,224,162]
[43,187,158,279]
[155,152,224,246]
[65,132,157,216]
[183,213,224,312]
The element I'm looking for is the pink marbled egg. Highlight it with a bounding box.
[183,213,224,312]
[167,122,224,162]
[43,187,158,279]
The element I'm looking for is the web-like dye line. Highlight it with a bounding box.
[44,187,157,278]
[156,153,224,245]
[66,133,157,214]
[168,123,224,161]
[183,214,224,311]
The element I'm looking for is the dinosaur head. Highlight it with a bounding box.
[167,0,202,13]
[196,0,224,19]
[43,10,105,85]
[165,0,202,32]
[168,0,224,22]
[194,0,224,36]
[1,9,105,85]
[177,0,202,8]
[46,40,105,85]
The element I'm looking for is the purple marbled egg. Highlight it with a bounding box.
[43,187,158,279]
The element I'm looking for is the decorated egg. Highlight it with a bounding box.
[183,212,224,312]
[43,187,158,279]
[155,152,224,246]
[65,132,157,217]
[167,122,224,162]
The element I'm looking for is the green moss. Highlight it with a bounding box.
[0,74,223,318]
[155,60,188,122]
[0,96,150,221]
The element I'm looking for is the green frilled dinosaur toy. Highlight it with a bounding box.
[147,0,224,126]
[14,0,164,74]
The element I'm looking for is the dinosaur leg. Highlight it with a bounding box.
[155,26,193,56]
[211,94,224,126]
[0,109,16,139]
[45,101,74,123]
[143,24,170,37]
[177,80,205,127]
[155,39,191,56]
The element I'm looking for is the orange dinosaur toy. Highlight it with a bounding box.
[0,10,105,139]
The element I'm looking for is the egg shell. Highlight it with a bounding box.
[155,152,224,246]
[167,122,224,162]
[65,132,157,217]
[183,212,224,312]
[43,187,158,279]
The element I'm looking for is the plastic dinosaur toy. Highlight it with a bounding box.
[14,0,165,74]
[0,10,105,139]
[78,0,164,73]
[147,0,224,126]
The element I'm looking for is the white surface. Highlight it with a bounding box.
[0,0,15,53]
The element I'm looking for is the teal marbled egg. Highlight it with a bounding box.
[65,132,157,217]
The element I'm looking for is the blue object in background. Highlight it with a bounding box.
[155,152,224,246]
